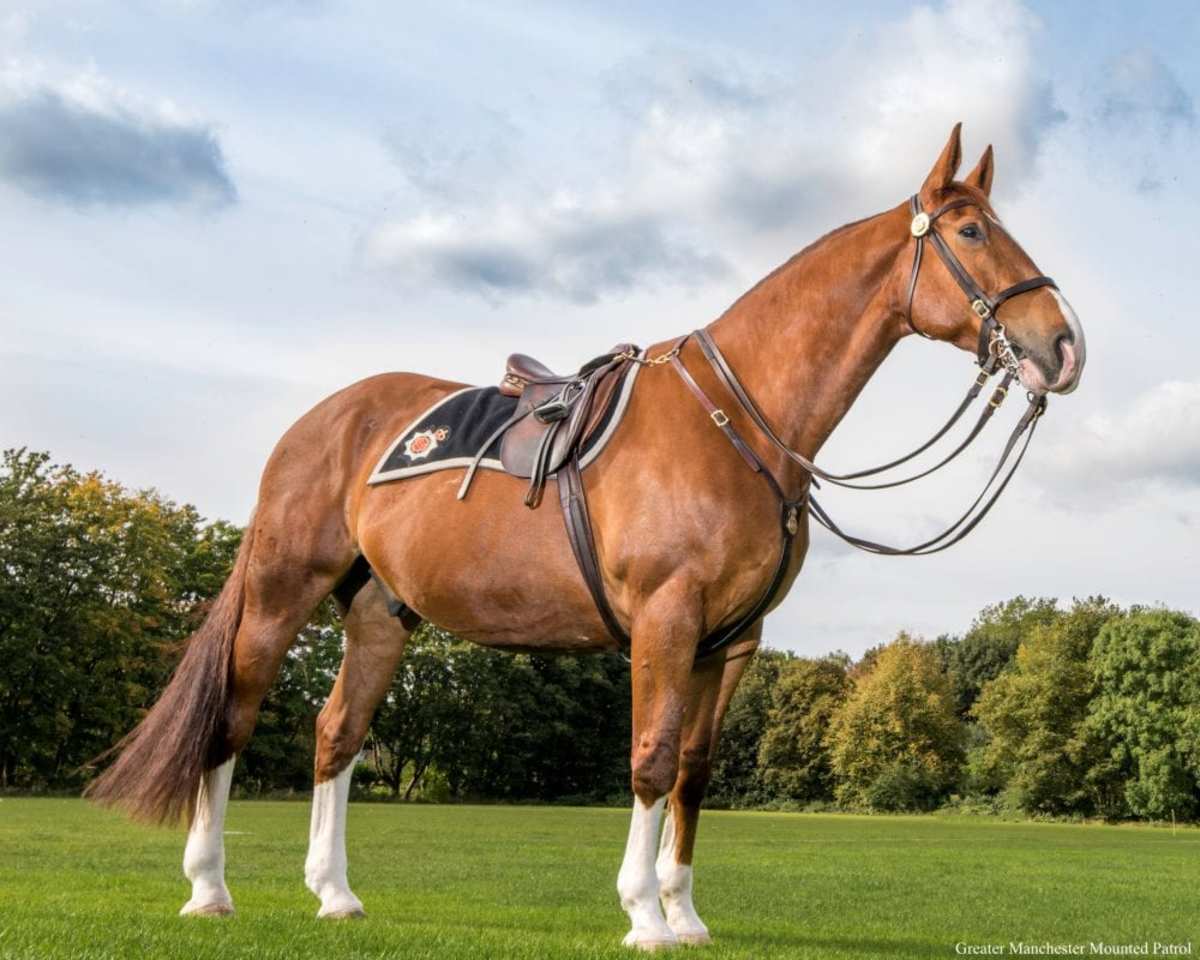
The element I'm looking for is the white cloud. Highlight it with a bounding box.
[1035,381,1200,506]
[1100,47,1194,130]
[364,0,1063,304]
[0,61,235,207]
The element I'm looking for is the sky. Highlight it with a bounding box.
[2,0,1197,657]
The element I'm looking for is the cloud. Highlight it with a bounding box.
[0,66,235,208]
[1035,381,1200,505]
[383,106,522,204]
[363,202,728,305]
[1100,48,1194,130]
[364,0,1063,305]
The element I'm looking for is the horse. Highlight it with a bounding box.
[87,124,1086,949]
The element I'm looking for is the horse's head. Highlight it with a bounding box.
[903,123,1085,396]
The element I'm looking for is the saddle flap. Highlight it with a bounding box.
[498,383,572,479]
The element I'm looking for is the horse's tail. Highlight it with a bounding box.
[85,517,256,826]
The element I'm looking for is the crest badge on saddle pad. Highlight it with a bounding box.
[403,426,450,461]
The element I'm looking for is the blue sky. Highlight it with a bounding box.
[2,0,1196,655]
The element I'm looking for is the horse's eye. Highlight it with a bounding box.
[959,223,982,240]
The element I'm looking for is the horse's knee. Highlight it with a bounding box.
[631,737,679,802]
[314,708,365,782]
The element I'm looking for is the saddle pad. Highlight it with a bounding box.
[367,363,641,486]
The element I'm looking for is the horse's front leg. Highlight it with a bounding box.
[617,585,703,951]
[656,627,761,946]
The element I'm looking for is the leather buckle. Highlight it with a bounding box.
[710,409,730,428]
[971,299,991,319]
[975,370,989,387]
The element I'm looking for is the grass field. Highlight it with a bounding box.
[0,799,1195,959]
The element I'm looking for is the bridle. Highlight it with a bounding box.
[573,189,1063,661]
[667,192,1059,568]
[905,193,1057,378]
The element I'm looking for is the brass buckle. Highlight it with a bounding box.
[989,386,1008,409]
[975,370,989,387]
[710,409,730,428]
[971,299,991,319]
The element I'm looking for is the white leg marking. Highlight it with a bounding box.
[304,763,365,919]
[656,809,710,945]
[617,797,677,950]
[180,757,236,916]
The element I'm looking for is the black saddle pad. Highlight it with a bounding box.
[367,367,639,487]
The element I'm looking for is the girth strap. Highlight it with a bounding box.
[557,455,629,646]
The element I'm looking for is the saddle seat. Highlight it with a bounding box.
[501,353,560,395]
[458,343,638,507]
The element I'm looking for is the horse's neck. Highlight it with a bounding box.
[706,207,907,461]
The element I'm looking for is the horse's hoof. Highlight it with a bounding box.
[317,899,366,920]
[319,907,366,920]
[180,899,234,917]
[623,930,679,951]
[676,931,712,946]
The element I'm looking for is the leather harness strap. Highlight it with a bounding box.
[558,454,630,647]
[695,327,1010,488]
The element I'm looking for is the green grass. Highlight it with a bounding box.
[0,799,1195,959]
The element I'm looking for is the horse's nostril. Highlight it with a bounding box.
[1054,332,1074,365]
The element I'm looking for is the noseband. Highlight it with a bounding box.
[905,194,1057,377]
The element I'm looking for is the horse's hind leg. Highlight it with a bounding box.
[180,757,237,915]
[181,511,357,916]
[305,573,411,919]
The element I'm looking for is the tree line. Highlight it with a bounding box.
[2,448,1197,820]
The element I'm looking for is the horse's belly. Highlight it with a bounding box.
[358,472,618,653]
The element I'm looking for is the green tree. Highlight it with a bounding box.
[970,598,1121,816]
[0,449,240,789]
[367,628,631,803]
[827,635,963,811]
[935,597,1060,717]
[757,655,850,803]
[1086,609,1200,820]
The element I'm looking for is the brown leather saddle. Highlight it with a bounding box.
[456,344,636,507]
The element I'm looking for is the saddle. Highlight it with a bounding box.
[456,344,637,507]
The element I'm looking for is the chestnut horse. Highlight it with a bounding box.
[88,125,1085,949]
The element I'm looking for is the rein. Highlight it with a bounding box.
[670,193,1055,560]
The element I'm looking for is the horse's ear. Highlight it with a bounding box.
[964,144,994,197]
[920,122,963,199]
